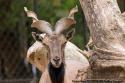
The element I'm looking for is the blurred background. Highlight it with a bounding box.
[0,0,125,83]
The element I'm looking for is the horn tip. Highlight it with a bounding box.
[75,5,78,10]
[68,5,78,18]
[74,5,78,12]
[24,7,28,12]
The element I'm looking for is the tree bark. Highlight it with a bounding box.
[79,0,125,82]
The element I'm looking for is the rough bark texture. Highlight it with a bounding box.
[79,0,125,82]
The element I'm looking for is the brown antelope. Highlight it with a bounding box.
[27,40,89,73]
[24,6,89,83]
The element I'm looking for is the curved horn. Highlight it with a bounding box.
[55,5,78,34]
[24,7,52,34]
[31,20,53,34]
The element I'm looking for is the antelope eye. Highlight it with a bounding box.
[37,36,43,41]
[43,43,49,50]
[43,43,47,47]
[62,41,67,47]
[64,41,67,45]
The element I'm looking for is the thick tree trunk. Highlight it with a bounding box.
[79,0,125,82]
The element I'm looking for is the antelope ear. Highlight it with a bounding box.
[32,32,43,41]
[27,52,35,65]
[66,28,75,40]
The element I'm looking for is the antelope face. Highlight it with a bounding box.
[42,34,67,68]
[32,30,75,68]
[25,6,78,68]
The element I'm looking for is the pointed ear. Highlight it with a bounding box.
[32,32,43,41]
[66,28,75,40]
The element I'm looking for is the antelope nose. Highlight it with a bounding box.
[53,57,60,63]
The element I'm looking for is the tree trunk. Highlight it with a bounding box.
[79,0,125,82]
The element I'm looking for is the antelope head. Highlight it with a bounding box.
[24,6,78,68]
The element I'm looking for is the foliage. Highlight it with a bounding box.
[0,0,87,49]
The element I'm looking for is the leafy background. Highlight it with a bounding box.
[0,0,89,49]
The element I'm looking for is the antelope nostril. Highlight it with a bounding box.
[53,57,60,62]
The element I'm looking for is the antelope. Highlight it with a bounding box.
[27,40,89,72]
[24,6,89,83]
